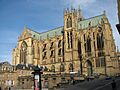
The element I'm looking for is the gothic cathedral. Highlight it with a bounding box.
[12,7,119,77]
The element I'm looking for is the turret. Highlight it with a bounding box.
[77,5,84,21]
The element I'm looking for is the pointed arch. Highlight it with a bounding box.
[78,40,82,56]
[20,41,27,64]
[87,36,91,52]
[85,60,93,76]
[60,63,65,72]
[69,63,74,72]
[97,32,104,50]
[67,31,72,49]
[78,39,83,74]
[51,65,55,72]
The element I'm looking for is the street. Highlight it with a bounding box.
[60,77,120,90]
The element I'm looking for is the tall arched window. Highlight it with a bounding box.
[97,33,104,50]
[84,34,87,52]
[58,40,61,47]
[60,64,64,72]
[70,31,72,48]
[58,49,62,56]
[67,32,70,48]
[101,33,104,49]
[78,40,82,57]
[51,65,55,72]
[20,41,27,64]
[87,36,91,52]
[67,17,72,28]
[69,63,74,72]
[67,31,72,49]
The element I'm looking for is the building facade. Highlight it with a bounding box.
[12,8,119,79]
[16,64,34,89]
[0,62,34,89]
[0,62,17,90]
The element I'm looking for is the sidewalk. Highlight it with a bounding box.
[14,88,48,90]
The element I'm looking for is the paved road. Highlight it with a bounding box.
[13,88,48,90]
[60,77,120,90]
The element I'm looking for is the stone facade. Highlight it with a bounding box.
[15,64,34,89]
[12,8,119,79]
[116,52,120,70]
[0,62,35,89]
[0,62,17,89]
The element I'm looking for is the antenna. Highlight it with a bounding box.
[78,4,81,11]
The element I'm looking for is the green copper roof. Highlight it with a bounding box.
[78,14,105,30]
[27,14,105,40]
[28,26,63,40]
[29,29,41,40]
[40,27,63,40]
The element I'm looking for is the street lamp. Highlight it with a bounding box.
[32,65,43,90]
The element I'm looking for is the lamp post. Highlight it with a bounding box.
[32,65,43,90]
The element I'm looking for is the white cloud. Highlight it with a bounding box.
[73,0,96,4]
[64,0,96,8]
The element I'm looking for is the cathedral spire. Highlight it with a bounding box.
[78,5,81,11]
[77,5,84,21]
[117,46,119,52]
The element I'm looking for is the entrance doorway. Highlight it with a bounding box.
[86,60,92,76]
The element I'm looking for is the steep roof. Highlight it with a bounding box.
[27,26,63,40]
[16,64,35,70]
[40,26,63,40]
[26,14,105,40]
[77,14,105,30]
[0,61,11,66]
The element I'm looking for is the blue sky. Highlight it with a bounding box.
[0,0,120,63]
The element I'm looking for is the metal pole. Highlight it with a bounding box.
[34,74,35,90]
[39,73,42,90]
